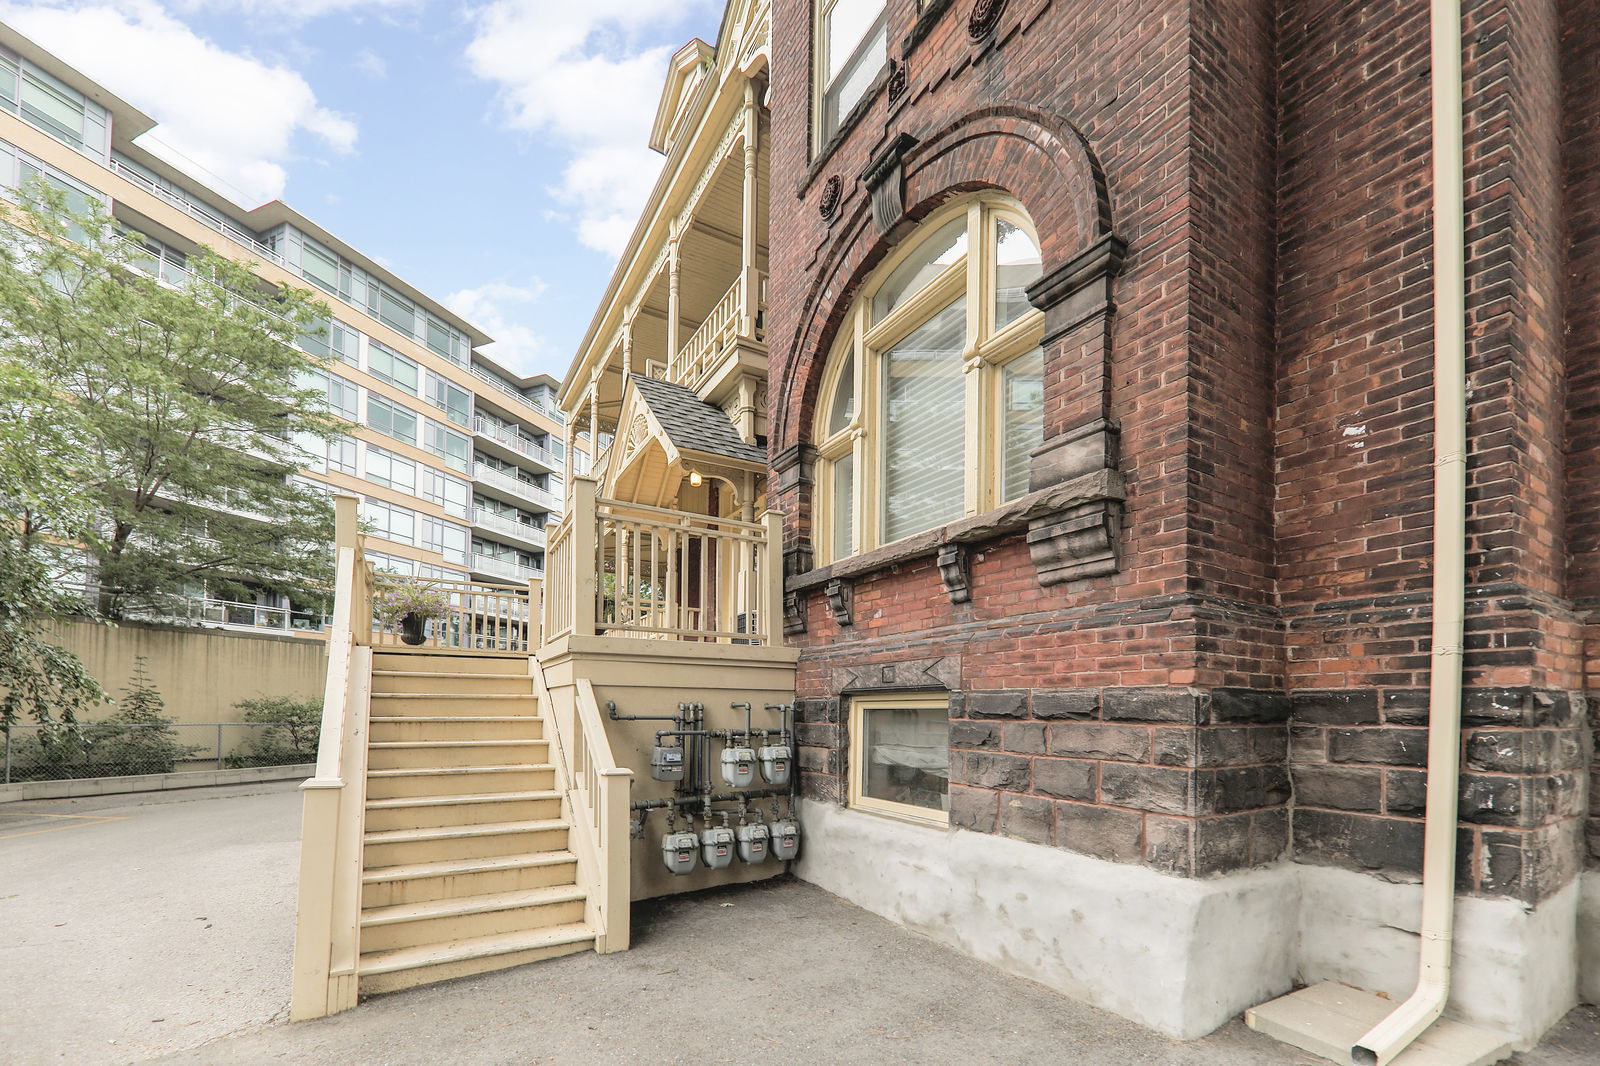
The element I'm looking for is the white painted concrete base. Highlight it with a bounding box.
[1295,865,1578,1049]
[795,801,1589,1048]
[1580,869,1600,1006]
[793,799,1300,1040]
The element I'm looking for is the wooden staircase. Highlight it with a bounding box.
[356,652,596,995]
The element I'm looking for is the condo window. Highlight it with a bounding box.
[424,469,471,519]
[816,0,888,147]
[813,196,1046,564]
[849,693,950,823]
[425,371,472,427]
[368,341,420,395]
[362,498,416,545]
[364,445,417,494]
[367,394,418,447]
[423,420,470,473]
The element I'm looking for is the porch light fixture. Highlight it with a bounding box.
[688,470,703,487]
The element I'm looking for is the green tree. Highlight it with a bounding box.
[0,216,104,731]
[0,180,349,623]
[229,695,322,767]
[87,656,199,775]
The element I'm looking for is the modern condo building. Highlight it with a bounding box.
[0,25,565,634]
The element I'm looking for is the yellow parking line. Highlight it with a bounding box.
[0,816,127,840]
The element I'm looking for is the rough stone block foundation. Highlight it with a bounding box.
[793,799,1299,1040]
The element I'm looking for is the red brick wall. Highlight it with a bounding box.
[1274,0,1584,899]
[1561,0,1600,867]
[766,0,1590,895]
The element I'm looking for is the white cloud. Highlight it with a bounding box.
[0,1,357,204]
[446,279,554,378]
[171,0,415,16]
[355,47,387,80]
[465,0,717,256]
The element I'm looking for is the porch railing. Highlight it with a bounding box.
[368,571,540,655]
[543,476,783,646]
[665,268,766,390]
[530,666,631,952]
[291,494,372,1021]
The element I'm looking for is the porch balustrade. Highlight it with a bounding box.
[543,477,783,646]
[664,268,766,391]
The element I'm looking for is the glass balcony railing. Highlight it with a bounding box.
[469,552,544,584]
[471,507,549,548]
[472,416,561,470]
[472,462,562,513]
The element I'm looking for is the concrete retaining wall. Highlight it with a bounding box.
[0,762,313,803]
[45,619,327,724]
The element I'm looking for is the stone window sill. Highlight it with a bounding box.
[785,467,1125,594]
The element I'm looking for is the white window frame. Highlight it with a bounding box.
[848,692,951,825]
[814,0,889,151]
[813,196,1045,565]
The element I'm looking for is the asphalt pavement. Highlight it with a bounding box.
[2,781,1595,1066]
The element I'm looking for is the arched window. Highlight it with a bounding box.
[814,196,1045,563]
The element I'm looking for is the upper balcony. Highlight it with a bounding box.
[663,268,767,395]
[472,461,563,514]
[560,80,770,480]
[472,414,562,474]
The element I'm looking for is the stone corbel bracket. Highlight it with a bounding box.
[783,590,808,636]
[1021,231,1129,586]
[937,543,971,603]
[860,132,919,234]
[825,578,854,627]
[1027,499,1121,585]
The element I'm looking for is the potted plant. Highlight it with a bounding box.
[373,582,454,646]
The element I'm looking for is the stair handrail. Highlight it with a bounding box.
[530,657,632,953]
[290,494,374,1020]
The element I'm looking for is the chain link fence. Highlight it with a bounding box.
[2,721,319,784]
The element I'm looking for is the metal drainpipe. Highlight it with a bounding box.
[1350,0,1467,1062]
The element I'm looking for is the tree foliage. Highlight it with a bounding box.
[87,656,200,775]
[0,180,349,623]
[229,695,322,766]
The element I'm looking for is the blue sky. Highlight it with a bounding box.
[0,0,724,379]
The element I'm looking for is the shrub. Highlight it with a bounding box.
[227,696,321,767]
[86,657,201,775]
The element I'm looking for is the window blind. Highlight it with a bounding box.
[883,297,966,541]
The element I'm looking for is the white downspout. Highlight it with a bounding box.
[1350,0,1466,1063]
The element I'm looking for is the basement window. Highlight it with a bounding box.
[848,693,950,824]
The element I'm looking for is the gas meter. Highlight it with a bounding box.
[758,744,792,787]
[651,743,686,782]
[661,830,698,875]
[699,824,735,870]
[769,818,801,861]
[721,745,756,787]
[735,821,770,864]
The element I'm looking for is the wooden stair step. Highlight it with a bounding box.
[358,922,595,977]
[368,688,537,697]
[362,850,578,885]
[364,817,568,847]
[372,671,529,680]
[366,789,560,811]
[369,740,545,750]
[369,716,537,724]
[367,764,551,780]
[360,885,586,929]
